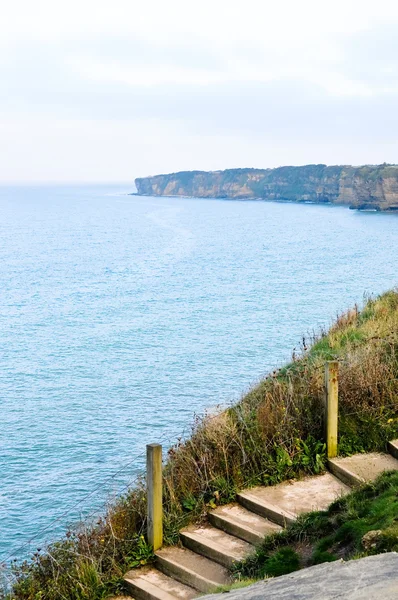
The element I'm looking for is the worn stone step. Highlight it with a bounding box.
[387,439,398,460]
[237,473,349,526]
[124,566,197,600]
[180,523,254,568]
[209,503,282,545]
[328,452,398,487]
[155,546,232,593]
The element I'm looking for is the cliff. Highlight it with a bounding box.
[135,164,398,211]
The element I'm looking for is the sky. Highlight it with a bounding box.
[1,0,398,183]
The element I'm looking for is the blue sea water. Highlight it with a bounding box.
[1,183,397,565]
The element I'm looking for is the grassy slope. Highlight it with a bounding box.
[237,470,398,581]
[4,291,398,599]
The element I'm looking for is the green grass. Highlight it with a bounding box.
[4,290,398,599]
[235,471,398,582]
[214,579,257,592]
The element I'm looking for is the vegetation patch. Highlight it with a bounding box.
[235,470,398,581]
[3,290,398,599]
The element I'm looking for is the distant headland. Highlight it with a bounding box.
[135,164,398,211]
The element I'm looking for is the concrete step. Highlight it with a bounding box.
[387,439,398,460]
[180,523,254,568]
[237,473,349,526]
[328,452,398,487]
[209,503,282,545]
[156,546,232,593]
[124,566,197,600]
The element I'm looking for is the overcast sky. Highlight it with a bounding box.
[1,0,398,183]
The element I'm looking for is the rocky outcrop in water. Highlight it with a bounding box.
[135,164,398,211]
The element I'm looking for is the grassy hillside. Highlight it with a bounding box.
[4,290,398,599]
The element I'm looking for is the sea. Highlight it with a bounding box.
[1,183,397,565]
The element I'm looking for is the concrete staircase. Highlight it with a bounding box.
[123,445,398,600]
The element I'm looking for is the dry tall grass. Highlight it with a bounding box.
[5,291,398,599]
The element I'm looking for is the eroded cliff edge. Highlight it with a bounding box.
[135,164,398,211]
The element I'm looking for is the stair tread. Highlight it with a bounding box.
[156,546,231,587]
[124,566,197,600]
[388,440,398,460]
[210,503,282,537]
[180,523,253,561]
[238,472,349,518]
[328,452,398,484]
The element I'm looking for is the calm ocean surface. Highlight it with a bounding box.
[1,183,398,563]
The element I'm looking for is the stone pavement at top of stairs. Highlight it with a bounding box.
[199,552,398,600]
[328,451,398,486]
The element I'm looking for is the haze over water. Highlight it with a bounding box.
[1,183,397,563]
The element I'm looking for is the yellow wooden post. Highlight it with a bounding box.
[324,361,339,458]
[147,443,163,551]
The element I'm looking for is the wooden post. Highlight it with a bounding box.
[324,361,339,459]
[147,443,163,551]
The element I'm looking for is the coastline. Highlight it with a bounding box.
[134,164,398,212]
[128,192,394,212]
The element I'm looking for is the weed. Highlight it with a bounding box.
[260,547,301,577]
[214,578,258,592]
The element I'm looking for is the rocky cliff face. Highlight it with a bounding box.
[135,164,398,211]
